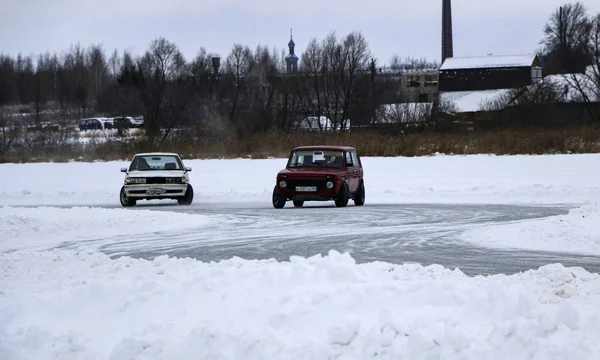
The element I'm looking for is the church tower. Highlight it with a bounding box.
[285,29,299,74]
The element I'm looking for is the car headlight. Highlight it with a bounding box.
[166,177,187,184]
[125,177,146,184]
[326,181,334,189]
[279,180,287,188]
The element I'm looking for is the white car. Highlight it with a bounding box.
[113,116,144,129]
[119,152,193,207]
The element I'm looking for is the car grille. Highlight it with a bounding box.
[285,179,328,191]
[129,189,183,195]
[145,177,183,184]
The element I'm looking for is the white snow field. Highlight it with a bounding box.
[2,154,600,359]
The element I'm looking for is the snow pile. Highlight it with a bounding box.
[1,249,600,360]
[0,206,213,252]
[461,203,600,255]
[440,89,512,112]
[0,161,128,206]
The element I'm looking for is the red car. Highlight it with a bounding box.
[272,145,365,208]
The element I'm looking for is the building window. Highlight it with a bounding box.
[531,67,542,83]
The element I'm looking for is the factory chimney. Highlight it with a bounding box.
[442,0,454,63]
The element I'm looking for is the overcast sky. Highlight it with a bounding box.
[1,0,600,66]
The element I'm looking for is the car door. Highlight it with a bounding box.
[344,151,358,193]
[350,151,363,190]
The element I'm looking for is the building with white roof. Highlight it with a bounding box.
[439,54,543,93]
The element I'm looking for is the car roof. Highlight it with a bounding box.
[292,145,357,152]
[133,152,181,157]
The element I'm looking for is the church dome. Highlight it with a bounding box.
[285,53,299,61]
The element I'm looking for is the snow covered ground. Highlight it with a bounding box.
[2,154,600,359]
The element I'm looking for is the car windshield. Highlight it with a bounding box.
[129,155,183,171]
[288,150,344,169]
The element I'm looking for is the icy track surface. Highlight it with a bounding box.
[4,203,600,276]
[2,249,600,360]
[49,203,600,276]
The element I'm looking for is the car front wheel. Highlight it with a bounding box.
[120,186,136,207]
[272,186,287,209]
[335,183,349,208]
[178,184,194,205]
[354,182,365,206]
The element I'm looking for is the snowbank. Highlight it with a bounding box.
[461,203,600,255]
[0,206,214,252]
[1,249,600,360]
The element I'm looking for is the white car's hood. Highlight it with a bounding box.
[128,170,185,178]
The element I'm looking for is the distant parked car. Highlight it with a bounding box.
[78,117,114,131]
[272,145,365,208]
[119,152,194,207]
[133,116,144,127]
[103,117,114,129]
[26,122,60,132]
[113,116,144,129]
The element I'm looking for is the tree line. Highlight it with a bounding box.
[0,31,428,145]
[0,1,599,147]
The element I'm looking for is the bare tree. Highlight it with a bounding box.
[16,54,35,106]
[134,37,187,142]
[224,44,255,135]
[541,2,593,74]
[563,13,600,120]
[339,31,370,131]
[87,45,108,104]
[33,53,59,123]
[299,31,371,132]
[0,109,21,157]
[321,32,342,131]
[589,13,600,100]
[376,103,433,124]
[62,43,91,118]
[185,48,223,136]
[390,55,440,71]
[298,38,325,130]
[0,55,17,106]
[277,74,304,132]
[247,45,281,132]
[108,49,121,79]
[513,81,563,105]
[98,50,142,118]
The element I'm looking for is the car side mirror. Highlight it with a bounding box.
[120,167,128,173]
[185,167,192,172]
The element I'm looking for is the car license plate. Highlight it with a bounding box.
[296,186,317,192]
[146,188,166,195]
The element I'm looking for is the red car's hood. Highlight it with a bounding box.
[278,167,345,177]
